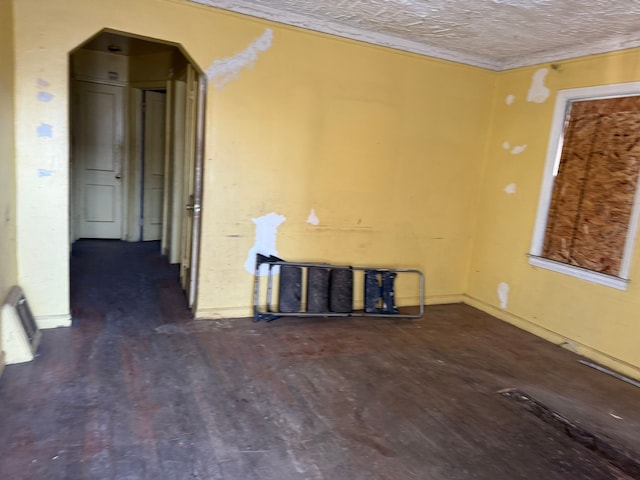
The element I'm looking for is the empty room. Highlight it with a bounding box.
[1,1,640,478]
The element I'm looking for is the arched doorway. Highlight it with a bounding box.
[69,29,205,309]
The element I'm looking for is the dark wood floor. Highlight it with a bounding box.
[1,240,639,479]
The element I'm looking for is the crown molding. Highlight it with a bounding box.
[187,0,640,72]
[497,35,640,70]
[187,0,500,70]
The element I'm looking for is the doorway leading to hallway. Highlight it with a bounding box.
[69,29,205,309]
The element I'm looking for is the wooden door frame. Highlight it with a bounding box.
[188,73,206,310]
[127,81,169,242]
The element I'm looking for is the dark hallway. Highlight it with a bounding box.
[0,241,639,479]
[70,240,192,333]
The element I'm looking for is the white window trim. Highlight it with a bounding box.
[529,81,640,290]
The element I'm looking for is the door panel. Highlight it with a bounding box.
[187,73,206,309]
[73,81,124,239]
[180,66,198,297]
[85,184,116,221]
[168,80,186,264]
[142,91,167,241]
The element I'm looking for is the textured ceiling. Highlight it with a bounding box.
[189,0,640,70]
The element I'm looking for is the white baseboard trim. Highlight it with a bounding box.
[36,313,72,329]
[195,294,464,320]
[462,294,640,382]
[425,294,464,305]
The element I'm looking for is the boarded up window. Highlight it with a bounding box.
[542,96,640,276]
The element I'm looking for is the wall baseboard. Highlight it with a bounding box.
[35,314,71,329]
[195,306,253,320]
[425,294,464,305]
[462,294,640,383]
[196,294,466,321]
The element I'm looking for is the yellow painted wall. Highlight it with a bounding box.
[0,0,17,372]
[466,50,640,380]
[198,16,495,317]
[11,0,494,324]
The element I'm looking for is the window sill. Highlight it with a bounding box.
[527,255,630,291]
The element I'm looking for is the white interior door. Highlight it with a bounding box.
[142,91,166,241]
[73,81,124,239]
[168,80,186,264]
[180,66,198,297]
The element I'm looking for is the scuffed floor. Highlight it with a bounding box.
[0,240,639,479]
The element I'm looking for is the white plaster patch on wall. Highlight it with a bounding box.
[244,212,286,275]
[505,94,515,105]
[206,28,274,90]
[306,208,320,226]
[497,282,510,309]
[527,68,550,103]
[504,183,517,194]
[510,144,527,155]
[36,123,53,138]
[502,141,511,150]
[37,91,54,102]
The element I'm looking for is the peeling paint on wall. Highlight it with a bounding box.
[244,212,286,275]
[505,94,515,105]
[502,141,510,150]
[38,169,55,177]
[498,282,510,309]
[306,208,320,226]
[510,144,527,154]
[527,68,550,103]
[206,28,274,90]
[504,183,517,194]
[561,341,578,353]
[36,123,53,138]
[37,91,54,102]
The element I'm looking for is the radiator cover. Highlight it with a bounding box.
[2,286,42,364]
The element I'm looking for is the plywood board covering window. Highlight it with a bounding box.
[542,96,640,276]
